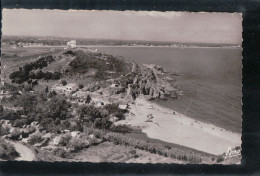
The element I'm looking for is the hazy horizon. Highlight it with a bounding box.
[2,9,242,45]
[2,35,241,46]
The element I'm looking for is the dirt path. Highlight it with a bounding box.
[7,140,35,161]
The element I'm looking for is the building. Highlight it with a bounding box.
[51,83,78,95]
[97,101,104,107]
[110,83,119,88]
[119,104,128,110]
[67,40,76,48]
[65,83,78,91]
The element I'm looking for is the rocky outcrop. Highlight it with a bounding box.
[125,65,175,100]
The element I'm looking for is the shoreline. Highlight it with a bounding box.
[20,45,242,49]
[152,98,241,134]
[116,96,241,155]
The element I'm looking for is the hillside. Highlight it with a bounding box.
[0,48,239,163]
[7,48,179,102]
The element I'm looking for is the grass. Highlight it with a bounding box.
[2,46,64,84]
[73,141,182,163]
[104,132,204,163]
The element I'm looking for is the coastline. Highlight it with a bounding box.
[116,96,241,155]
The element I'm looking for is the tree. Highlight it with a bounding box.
[48,90,57,98]
[36,71,44,79]
[59,133,72,146]
[0,126,10,136]
[85,95,91,104]
[78,84,84,89]
[52,72,61,80]
[28,134,44,145]
[45,86,49,93]
[61,80,67,86]
[10,129,21,140]
[0,105,3,113]
[61,120,71,130]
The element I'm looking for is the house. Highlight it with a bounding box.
[65,83,78,91]
[51,83,78,95]
[110,83,119,88]
[119,104,128,110]
[71,131,81,138]
[97,101,104,107]
[67,40,76,48]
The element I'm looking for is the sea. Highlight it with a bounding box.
[88,46,242,133]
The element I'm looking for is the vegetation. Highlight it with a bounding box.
[111,125,134,133]
[9,55,60,84]
[85,95,91,104]
[1,46,223,164]
[58,133,72,146]
[28,134,44,145]
[0,125,10,136]
[78,84,84,89]
[216,155,225,163]
[0,138,19,160]
[61,80,67,86]
[104,132,203,163]
[67,51,130,80]
[104,103,126,120]
[9,129,22,140]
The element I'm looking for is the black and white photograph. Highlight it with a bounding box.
[0,9,242,164]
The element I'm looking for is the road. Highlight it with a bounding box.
[7,140,35,161]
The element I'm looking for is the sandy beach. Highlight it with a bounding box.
[116,96,241,155]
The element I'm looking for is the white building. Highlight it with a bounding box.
[65,83,78,91]
[51,83,78,95]
[67,40,76,48]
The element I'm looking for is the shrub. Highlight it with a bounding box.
[40,118,53,126]
[85,95,91,104]
[105,132,203,163]
[92,129,105,139]
[70,121,83,132]
[53,148,69,158]
[111,125,133,133]
[13,119,30,128]
[28,134,44,145]
[104,103,120,114]
[115,111,125,120]
[94,118,112,130]
[61,80,67,86]
[0,139,19,160]
[45,121,60,133]
[68,137,89,152]
[61,120,71,130]
[216,156,224,163]
[78,84,84,89]
[0,126,10,136]
[104,103,125,119]
[59,133,72,146]
[48,90,57,98]
[10,129,21,140]
[64,50,75,55]
[28,127,36,134]
[0,111,20,120]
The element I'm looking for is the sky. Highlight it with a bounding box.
[2,9,242,44]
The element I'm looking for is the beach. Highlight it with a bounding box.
[116,96,241,155]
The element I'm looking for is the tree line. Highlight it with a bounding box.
[9,55,61,84]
